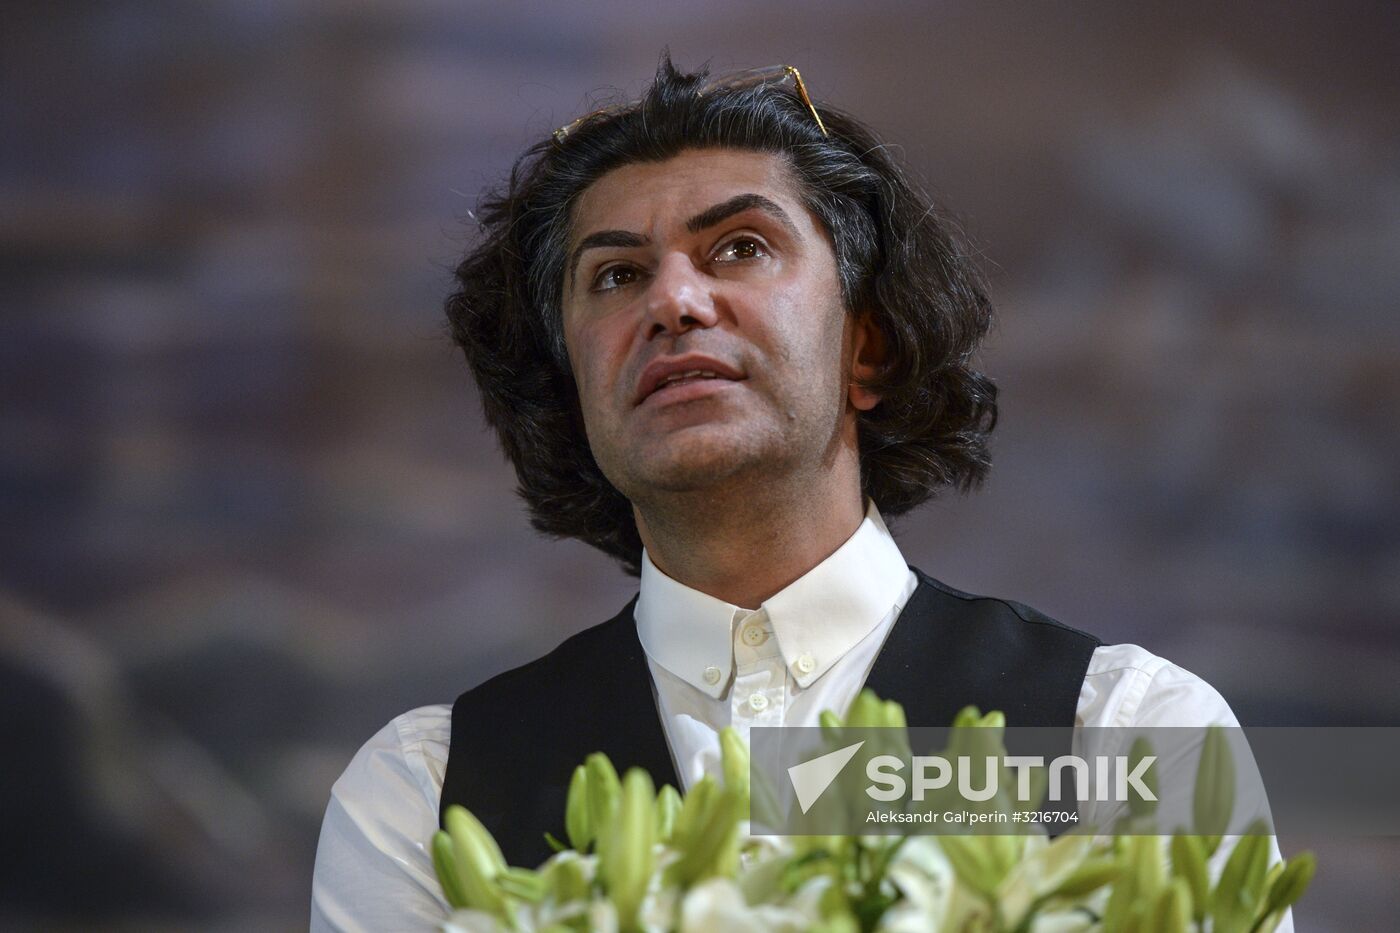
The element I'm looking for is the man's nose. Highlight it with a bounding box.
[643,253,718,338]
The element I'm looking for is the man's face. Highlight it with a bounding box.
[561,148,877,502]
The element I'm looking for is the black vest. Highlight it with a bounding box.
[440,567,1101,867]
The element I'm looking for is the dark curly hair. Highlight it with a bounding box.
[445,55,997,576]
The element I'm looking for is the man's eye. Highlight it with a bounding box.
[593,265,640,291]
[714,237,766,263]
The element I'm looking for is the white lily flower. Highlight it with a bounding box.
[781,873,834,921]
[679,877,817,933]
[638,883,681,933]
[881,838,953,933]
[587,896,620,933]
[997,833,1091,928]
[1026,911,1097,932]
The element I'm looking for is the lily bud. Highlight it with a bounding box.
[585,752,622,839]
[719,726,751,816]
[1052,858,1120,898]
[1264,852,1317,915]
[672,776,717,848]
[1169,834,1209,923]
[443,805,508,917]
[847,689,883,728]
[1131,831,1163,899]
[655,783,682,842]
[953,705,982,728]
[666,782,742,887]
[542,855,588,903]
[565,764,592,851]
[1128,736,1159,819]
[600,768,656,931]
[1193,726,1236,839]
[882,699,907,729]
[431,829,469,909]
[496,866,545,903]
[1152,878,1191,933]
[1212,826,1270,933]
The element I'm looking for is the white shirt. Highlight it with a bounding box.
[311,502,1287,931]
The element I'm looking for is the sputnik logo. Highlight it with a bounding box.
[788,741,865,814]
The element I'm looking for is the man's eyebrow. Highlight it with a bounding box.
[567,193,800,292]
[568,230,650,291]
[685,193,800,238]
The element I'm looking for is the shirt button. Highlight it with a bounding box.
[795,653,815,675]
[702,666,721,685]
[741,624,767,646]
[747,693,769,713]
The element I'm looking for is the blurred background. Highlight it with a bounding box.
[3,0,1397,928]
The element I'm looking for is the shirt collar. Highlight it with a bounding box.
[634,499,910,698]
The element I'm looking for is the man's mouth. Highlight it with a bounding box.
[655,370,724,392]
[635,355,746,405]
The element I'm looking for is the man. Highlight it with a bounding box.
[311,58,1284,930]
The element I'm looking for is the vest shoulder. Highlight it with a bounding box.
[452,597,638,706]
[910,566,1102,647]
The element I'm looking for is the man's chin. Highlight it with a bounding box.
[619,431,783,495]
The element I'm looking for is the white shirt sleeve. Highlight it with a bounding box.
[310,705,453,932]
[1077,642,1239,729]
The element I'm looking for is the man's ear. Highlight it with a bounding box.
[848,310,887,412]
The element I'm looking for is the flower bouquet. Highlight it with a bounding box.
[431,690,1314,932]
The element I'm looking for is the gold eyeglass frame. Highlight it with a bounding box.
[552,64,828,145]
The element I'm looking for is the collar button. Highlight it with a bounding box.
[741,623,768,646]
[702,666,722,685]
[795,653,815,675]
